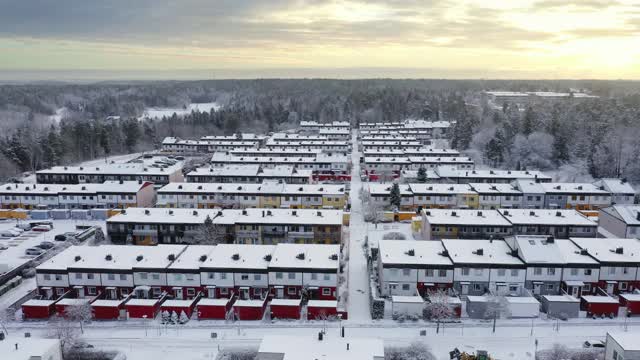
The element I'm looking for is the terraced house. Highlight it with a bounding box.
[421,209,513,240]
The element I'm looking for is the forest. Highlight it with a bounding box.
[0,79,639,184]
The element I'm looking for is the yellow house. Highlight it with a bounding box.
[322,195,347,209]
[259,195,281,208]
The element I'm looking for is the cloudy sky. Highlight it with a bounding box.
[1,0,639,79]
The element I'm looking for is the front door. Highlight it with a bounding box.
[77,287,85,298]
[461,284,469,295]
[108,288,117,299]
[276,288,284,298]
[533,283,542,295]
[207,288,216,299]
[606,282,615,295]
[241,288,249,300]
[571,286,579,298]
[175,288,183,300]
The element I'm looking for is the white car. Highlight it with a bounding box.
[1,229,21,237]
[25,247,44,256]
[583,340,605,348]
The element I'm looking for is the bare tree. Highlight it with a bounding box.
[484,294,510,333]
[47,315,79,352]
[90,227,106,246]
[190,215,228,245]
[423,290,454,333]
[65,302,93,334]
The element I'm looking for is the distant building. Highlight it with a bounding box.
[599,205,640,239]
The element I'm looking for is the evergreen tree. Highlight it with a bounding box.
[522,107,535,135]
[484,129,505,167]
[416,167,427,183]
[389,183,401,210]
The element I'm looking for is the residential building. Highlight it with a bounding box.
[593,179,636,205]
[499,209,597,238]
[471,183,523,209]
[421,209,512,240]
[605,333,640,360]
[186,165,312,184]
[555,239,600,298]
[505,235,564,295]
[599,205,640,239]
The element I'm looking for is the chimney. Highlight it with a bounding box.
[451,211,457,217]
[546,236,555,243]
[474,248,484,256]
[477,211,483,216]
[292,210,297,216]
[242,209,247,216]
[503,210,509,216]
[529,211,535,216]
[193,210,198,216]
[317,211,322,217]
[555,211,562,217]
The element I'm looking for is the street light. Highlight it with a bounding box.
[142,315,148,336]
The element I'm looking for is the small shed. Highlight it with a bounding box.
[196,298,235,320]
[540,295,580,319]
[30,210,50,220]
[161,298,199,318]
[233,299,267,321]
[92,299,126,320]
[55,298,91,316]
[90,208,109,220]
[505,297,540,318]
[391,296,424,318]
[49,209,70,219]
[126,298,163,319]
[448,297,462,318]
[70,209,90,220]
[21,299,56,319]
[581,296,620,318]
[270,298,302,320]
[307,300,338,320]
[466,296,490,319]
[618,294,640,316]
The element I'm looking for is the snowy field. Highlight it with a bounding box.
[139,102,221,120]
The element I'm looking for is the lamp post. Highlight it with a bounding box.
[142,315,148,336]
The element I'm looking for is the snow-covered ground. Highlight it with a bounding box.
[48,107,68,124]
[139,102,221,120]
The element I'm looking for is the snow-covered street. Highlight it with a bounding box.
[346,129,372,323]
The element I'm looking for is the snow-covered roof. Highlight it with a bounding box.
[162,299,196,307]
[210,153,349,165]
[581,296,618,304]
[202,244,275,271]
[539,183,608,195]
[258,335,383,360]
[0,337,61,359]
[56,298,90,306]
[498,209,596,227]
[367,183,413,196]
[269,244,339,271]
[22,299,55,306]
[570,237,640,264]
[108,207,217,225]
[437,167,551,181]
[187,164,312,179]
[410,183,475,195]
[378,240,452,268]
[423,209,511,226]
[554,239,599,266]
[542,295,579,303]
[600,205,640,225]
[234,299,265,307]
[441,239,525,266]
[126,298,160,306]
[505,296,539,304]
[507,235,565,265]
[158,182,345,196]
[197,298,231,306]
[618,294,640,302]
[168,245,215,271]
[270,298,302,306]
[92,299,126,307]
[391,295,424,304]
[470,183,521,194]
[307,300,338,308]
[513,179,545,194]
[0,180,149,195]
[608,332,640,351]
[593,179,636,195]
[37,157,182,176]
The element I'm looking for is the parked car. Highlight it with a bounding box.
[25,248,44,256]
[583,340,605,348]
[29,220,54,229]
[31,225,52,232]
[54,234,67,241]
[1,229,21,237]
[0,246,8,251]
[16,223,31,230]
[37,241,55,249]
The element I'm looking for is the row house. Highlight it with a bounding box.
[300,120,350,132]
[270,133,329,142]
[200,133,266,144]
[435,166,552,184]
[367,183,414,211]
[361,140,423,151]
[35,243,339,303]
[538,183,611,210]
[377,240,453,297]
[599,205,640,239]
[505,235,565,295]
[593,179,636,205]
[363,157,473,179]
[470,183,523,209]
[410,184,478,210]
[570,237,640,295]
[268,244,340,300]
[360,135,418,142]
[106,207,343,245]
[318,129,351,140]
[362,147,460,159]
[161,137,259,153]
[264,139,351,153]
[498,209,597,238]
[441,239,526,296]
[0,181,155,209]
[35,244,187,301]
[421,209,513,240]
[210,153,350,177]
[186,165,312,184]
[408,157,474,171]
[227,148,325,158]
[555,238,601,298]
[156,182,347,209]
[36,157,184,185]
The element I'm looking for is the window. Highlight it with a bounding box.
[402,269,411,276]
[623,267,629,274]
[323,274,330,281]
[613,350,618,360]
[322,288,331,296]
[87,273,95,280]
[44,274,51,280]
[311,273,318,280]
[108,274,115,281]
[609,267,616,275]
[186,274,194,281]
[547,268,556,276]
[174,274,183,281]
[402,284,410,291]
[498,269,506,276]
[509,285,519,292]
[153,287,162,296]
[220,287,229,295]
[187,288,196,296]
[287,287,297,295]
[462,268,470,276]
[620,282,628,291]
[546,284,554,291]
[425,269,434,277]
[475,269,483,276]
[438,269,447,277]
[140,273,148,280]
[241,275,249,280]
[120,274,127,280]
[220,273,227,280]
[583,284,591,292]
[534,268,542,275]
[276,272,283,279]
[570,268,578,276]
[55,274,63,281]
[584,269,592,276]
[88,287,97,295]
[473,283,483,291]
[254,274,261,281]
[208,272,215,279]
[288,273,296,279]
[75,273,82,279]
[511,269,519,277]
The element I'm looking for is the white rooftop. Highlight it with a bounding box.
[608,332,640,351]
[441,239,524,266]
[499,209,596,226]
[423,209,511,226]
[601,205,640,225]
[554,239,599,266]
[269,244,339,270]
[542,295,579,303]
[570,237,640,264]
[202,244,275,271]
[594,179,636,194]
[507,235,565,265]
[378,240,452,267]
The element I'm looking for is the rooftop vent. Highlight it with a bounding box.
[267,210,272,216]
[503,210,510,216]
[439,250,449,257]
[615,247,624,254]
[477,211,483,216]
[232,253,240,261]
[296,253,305,260]
[405,249,415,256]
[292,210,297,216]
[473,248,484,256]
[264,254,272,262]
[105,254,112,261]
[580,249,589,256]
[167,254,176,261]
[329,254,338,261]
[168,210,173,215]
[145,209,150,215]
[74,255,82,262]
[529,211,536,216]
[451,211,457,217]
[242,209,248,216]
[317,211,322,217]
[136,255,143,262]
[193,210,198,216]
[555,211,562,217]
[178,185,183,189]
[199,255,207,262]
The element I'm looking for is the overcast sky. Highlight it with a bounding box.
[1,0,639,80]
